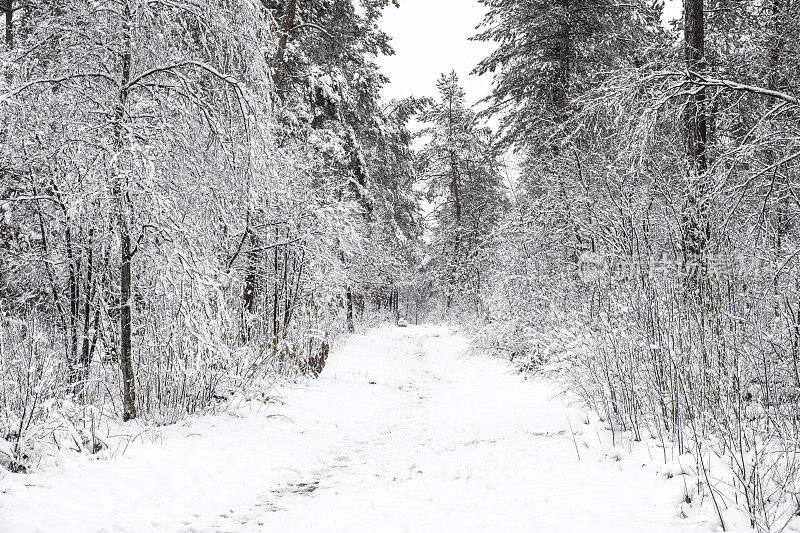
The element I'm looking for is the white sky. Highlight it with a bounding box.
[377,0,685,109]
[377,0,495,109]
[376,0,684,211]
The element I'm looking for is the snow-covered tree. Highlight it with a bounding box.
[418,72,506,314]
[0,0,421,445]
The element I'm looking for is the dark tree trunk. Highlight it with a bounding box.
[449,150,462,230]
[768,0,789,257]
[271,0,297,88]
[4,0,12,49]
[280,233,289,334]
[448,97,462,295]
[346,286,354,333]
[120,231,136,421]
[65,221,80,388]
[243,235,257,315]
[116,1,136,421]
[272,226,280,340]
[284,250,303,332]
[554,18,570,121]
[80,229,96,375]
[682,0,709,262]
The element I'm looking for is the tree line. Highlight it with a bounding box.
[465,0,800,530]
[0,0,429,470]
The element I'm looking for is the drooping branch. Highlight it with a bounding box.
[0,72,117,102]
[687,71,799,106]
[642,70,800,106]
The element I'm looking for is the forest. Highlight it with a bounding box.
[2,0,800,531]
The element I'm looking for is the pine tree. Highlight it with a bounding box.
[474,0,663,149]
[255,0,420,332]
[418,72,505,313]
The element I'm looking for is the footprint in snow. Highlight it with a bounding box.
[271,479,321,497]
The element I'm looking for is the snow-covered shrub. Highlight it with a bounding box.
[0,318,114,471]
[534,279,800,531]
[0,317,67,472]
[476,189,800,530]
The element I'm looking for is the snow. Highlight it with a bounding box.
[1,325,698,532]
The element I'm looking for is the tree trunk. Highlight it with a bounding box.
[80,228,96,376]
[447,95,462,296]
[280,234,289,335]
[554,18,570,122]
[272,226,280,340]
[115,0,136,421]
[682,0,709,263]
[120,230,136,421]
[768,0,789,257]
[449,150,462,230]
[271,0,297,88]
[243,234,257,315]
[346,286,354,333]
[4,0,12,49]
[65,221,80,388]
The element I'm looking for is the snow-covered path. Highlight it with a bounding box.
[1,325,686,532]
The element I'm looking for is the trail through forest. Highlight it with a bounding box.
[1,326,690,532]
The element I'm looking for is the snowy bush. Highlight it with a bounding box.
[0,0,422,473]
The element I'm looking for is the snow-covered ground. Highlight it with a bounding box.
[1,325,698,532]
